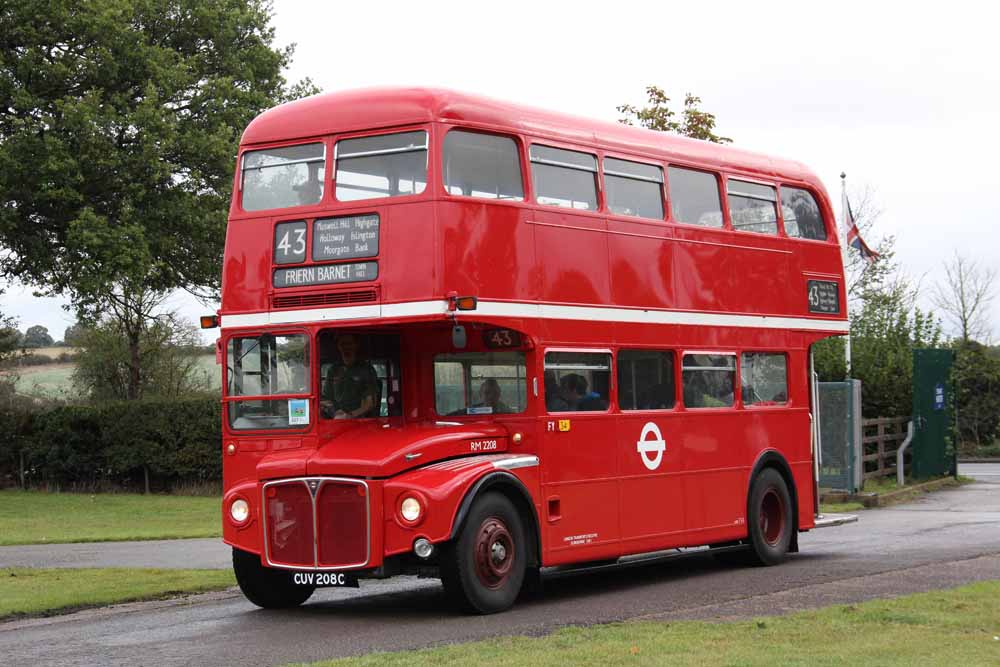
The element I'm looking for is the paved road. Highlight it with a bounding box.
[0,538,228,570]
[2,474,999,666]
[960,461,1000,482]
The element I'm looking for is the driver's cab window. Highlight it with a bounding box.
[318,331,401,419]
[434,351,527,416]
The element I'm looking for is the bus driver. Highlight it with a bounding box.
[322,334,379,419]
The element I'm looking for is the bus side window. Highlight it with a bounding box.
[682,353,736,408]
[604,157,664,220]
[529,145,598,211]
[544,351,610,412]
[741,352,788,406]
[618,349,675,410]
[667,166,723,228]
[727,179,778,235]
[780,186,827,240]
[443,130,524,201]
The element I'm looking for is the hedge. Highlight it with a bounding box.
[0,398,222,492]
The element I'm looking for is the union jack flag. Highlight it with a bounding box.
[842,190,879,265]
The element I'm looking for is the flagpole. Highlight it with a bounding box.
[840,172,852,378]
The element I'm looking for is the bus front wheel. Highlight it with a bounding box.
[232,547,315,609]
[441,491,527,614]
[745,468,793,565]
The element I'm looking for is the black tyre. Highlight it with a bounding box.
[440,492,527,614]
[745,468,793,566]
[232,547,315,609]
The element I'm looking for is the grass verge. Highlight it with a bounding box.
[0,490,220,545]
[819,502,865,513]
[0,567,235,620]
[298,581,1000,667]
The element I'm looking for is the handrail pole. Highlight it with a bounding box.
[897,420,915,487]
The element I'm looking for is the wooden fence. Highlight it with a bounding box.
[862,416,911,481]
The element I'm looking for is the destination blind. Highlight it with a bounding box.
[312,214,379,261]
[274,261,378,288]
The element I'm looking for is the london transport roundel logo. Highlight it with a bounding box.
[636,422,666,471]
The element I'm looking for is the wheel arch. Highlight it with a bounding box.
[748,449,800,553]
[449,471,542,568]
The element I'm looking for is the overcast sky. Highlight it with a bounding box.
[5,0,998,342]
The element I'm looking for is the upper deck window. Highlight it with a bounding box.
[529,145,598,210]
[241,143,325,212]
[667,167,723,228]
[604,157,664,220]
[335,130,428,201]
[728,179,778,235]
[781,186,827,240]
[443,130,524,200]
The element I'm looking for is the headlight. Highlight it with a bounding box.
[400,496,422,523]
[230,498,250,524]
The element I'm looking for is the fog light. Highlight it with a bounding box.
[230,498,249,524]
[414,538,434,559]
[400,496,422,522]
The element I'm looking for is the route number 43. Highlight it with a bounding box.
[277,228,306,257]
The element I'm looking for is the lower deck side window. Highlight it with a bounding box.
[682,353,735,408]
[434,351,527,416]
[544,351,611,412]
[618,349,675,410]
[741,352,788,405]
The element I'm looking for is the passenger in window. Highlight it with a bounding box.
[294,169,322,206]
[545,370,570,411]
[322,334,379,419]
[472,378,512,414]
[639,383,674,410]
[560,373,606,411]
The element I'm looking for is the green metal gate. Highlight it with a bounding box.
[911,348,955,479]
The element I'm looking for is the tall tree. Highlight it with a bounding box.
[930,253,997,344]
[0,0,318,398]
[22,325,54,348]
[618,86,731,143]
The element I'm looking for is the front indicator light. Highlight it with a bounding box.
[230,498,250,524]
[400,496,422,523]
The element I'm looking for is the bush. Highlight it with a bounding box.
[0,397,221,492]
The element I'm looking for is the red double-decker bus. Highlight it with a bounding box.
[212,87,851,614]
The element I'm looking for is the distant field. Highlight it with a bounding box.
[28,346,80,359]
[12,354,220,398]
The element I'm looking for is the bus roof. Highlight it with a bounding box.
[241,87,821,187]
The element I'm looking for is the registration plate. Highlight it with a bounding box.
[290,571,359,588]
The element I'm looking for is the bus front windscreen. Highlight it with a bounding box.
[227,334,310,430]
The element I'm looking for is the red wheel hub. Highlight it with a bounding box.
[760,488,786,546]
[473,517,514,589]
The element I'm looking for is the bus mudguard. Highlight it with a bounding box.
[382,453,542,561]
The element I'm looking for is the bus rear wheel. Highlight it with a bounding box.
[441,492,527,614]
[745,468,793,565]
[232,547,315,609]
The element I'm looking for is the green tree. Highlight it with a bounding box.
[0,0,318,398]
[618,86,732,143]
[952,340,1000,452]
[72,307,211,402]
[63,323,86,347]
[849,279,941,417]
[22,325,53,348]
